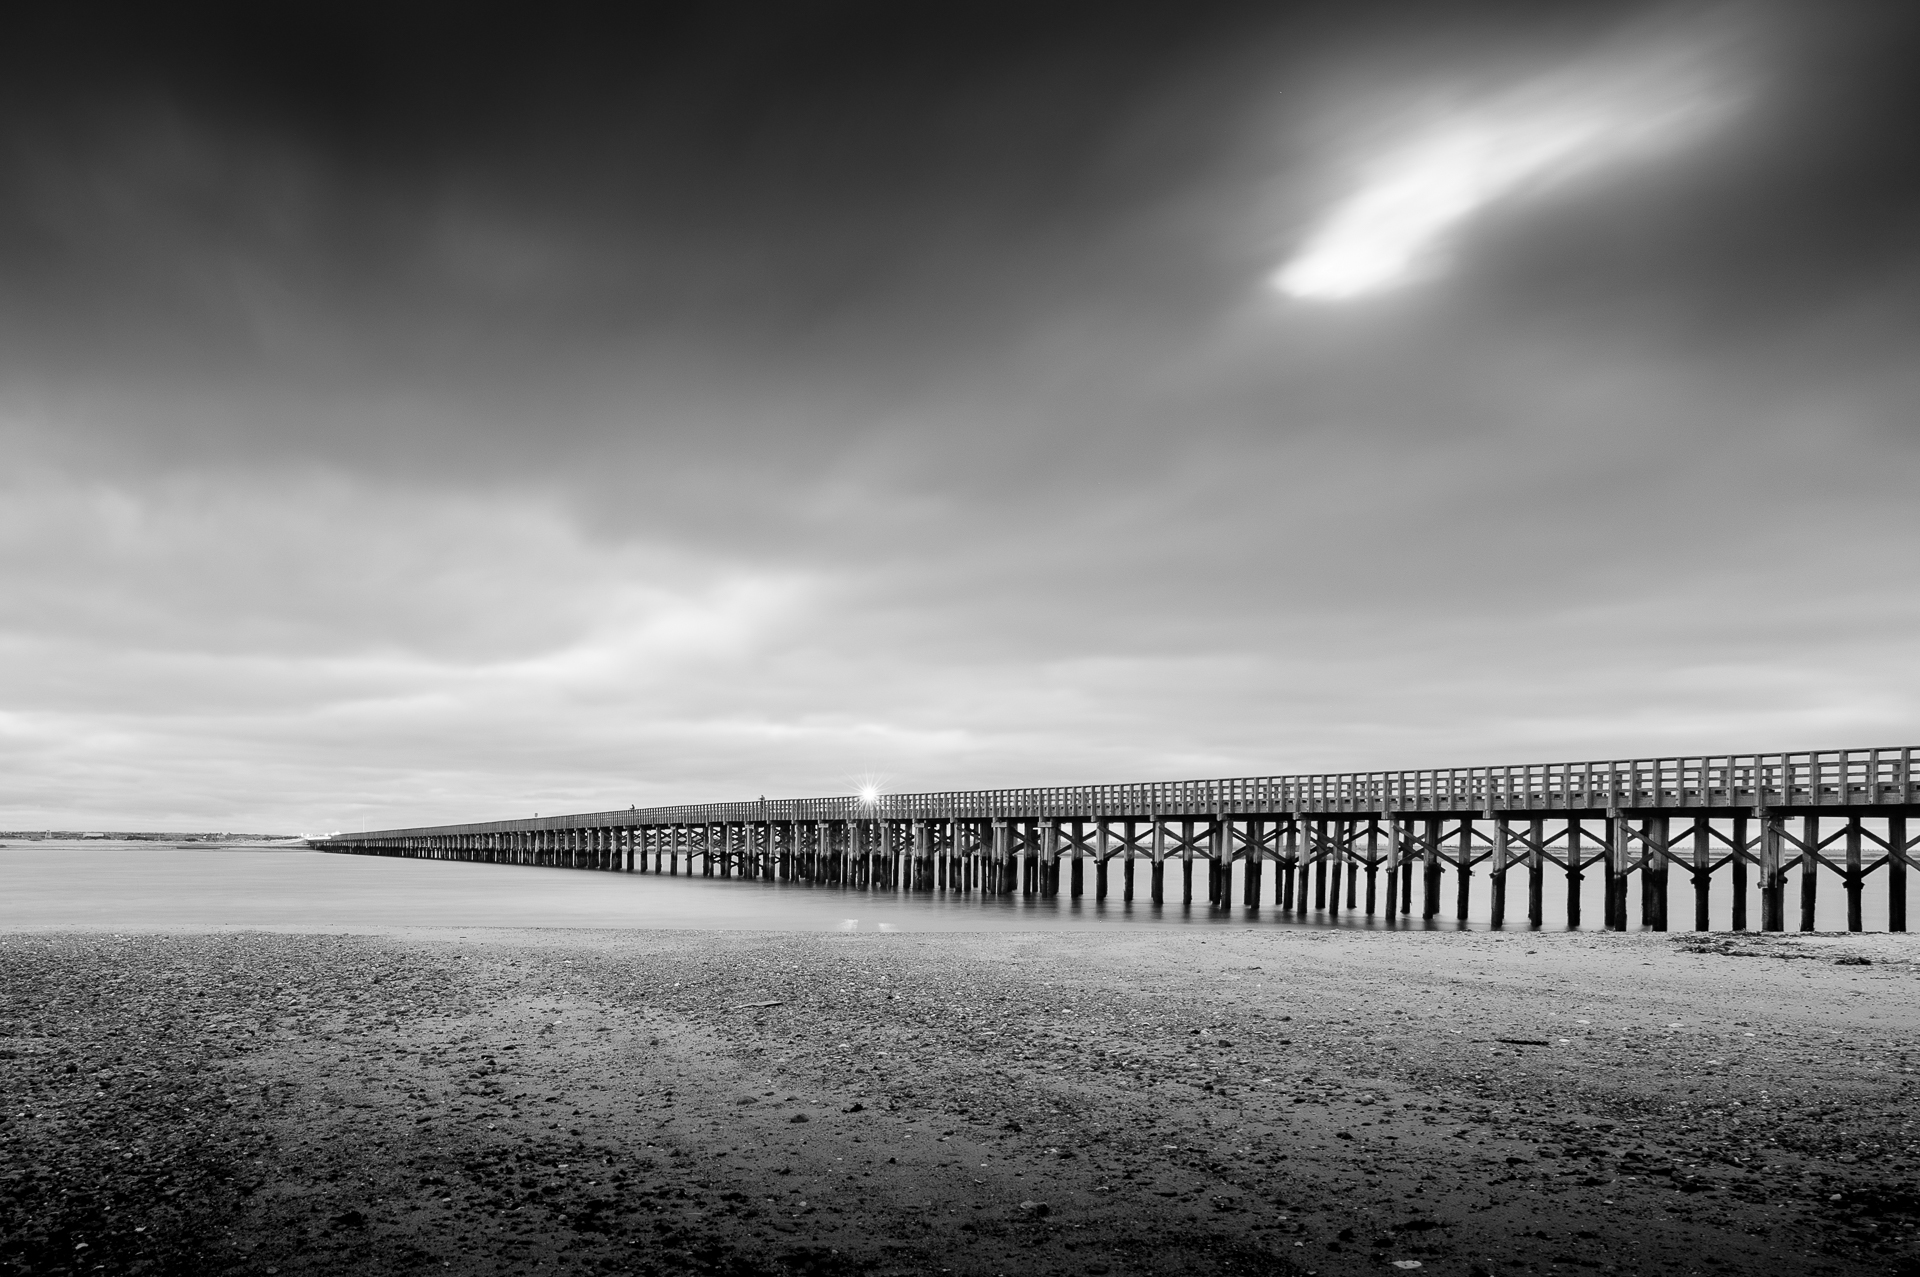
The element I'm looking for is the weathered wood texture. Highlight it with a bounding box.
[319,745,1920,932]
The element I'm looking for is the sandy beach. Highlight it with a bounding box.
[3,925,1916,1276]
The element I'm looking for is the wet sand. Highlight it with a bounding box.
[2,926,1916,1276]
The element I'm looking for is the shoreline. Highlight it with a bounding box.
[3,926,1915,1275]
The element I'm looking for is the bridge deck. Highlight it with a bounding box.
[318,745,1917,934]
[331,746,1916,839]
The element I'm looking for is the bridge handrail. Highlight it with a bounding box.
[320,745,1918,842]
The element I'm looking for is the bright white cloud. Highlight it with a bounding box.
[1274,33,1747,301]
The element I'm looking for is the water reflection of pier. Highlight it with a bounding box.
[320,747,1916,933]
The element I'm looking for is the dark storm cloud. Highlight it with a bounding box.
[1,1,1916,830]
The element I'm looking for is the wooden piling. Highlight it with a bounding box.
[1890,814,1908,932]
[1245,819,1263,907]
[1144,818,1159,906]
[1383,815,1400,919]
[1729,813,1748,930]
[1365,817,1382,916]
[1648,815,1669,932]
[1845,816,1863,932]
[1455,817,1474,922]
[1601,817,1620,930]
[1525,817,1544,927]
[1314,818,1329,912]
[1760,811,1783,932]
[1327,821,1343,916]
[1565,818,1582,929]
[1799,814,1818,933]
[1490,817,1509,929]
[1422,817,1442,921]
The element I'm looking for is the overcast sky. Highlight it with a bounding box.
[2,0,1917,833]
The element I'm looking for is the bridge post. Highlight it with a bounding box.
[1620,810,1635,933]
[1244,819,1263,907]
[1759,810,1783,931]
[1290,810,1305,910]
[1890,814,1907,932]
[1210,819,1226,906]
[1382,815,1399,919]
[1400,818,1415,915]
[1345,818,1359,910]
[1069,819,1085,898]
[1192,819,1207,906]
[1560,818,1579,928]
[1218,818,1234,907]
[1799,814,1819,932]
[1845,816,1863,932]
[1490,817,1509,928]
[1422,818,1441,920]
[1333,819,1348,914]
[1649,816,1670,931]
[1313,821,1328,910]
[1278,818,1293,911]
[1599,817,1615,929]
[1526,817,1544,927]
[1365,817,1382,916]
[1094,820,1109,900]
[1152,820,1168,906]
[1688,817,1708,930]
[1729,814,1748,929]
[1454,818,1473,922]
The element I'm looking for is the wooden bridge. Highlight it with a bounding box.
[318,745,1918,932]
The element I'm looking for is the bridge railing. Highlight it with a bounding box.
[325,745,1917,842]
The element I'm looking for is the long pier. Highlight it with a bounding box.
[319,746,1918,932]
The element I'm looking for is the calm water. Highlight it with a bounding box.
[0,841,1388,933]
[7,839,1873,933]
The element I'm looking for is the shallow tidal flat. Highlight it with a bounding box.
[2,927,1916,1276]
